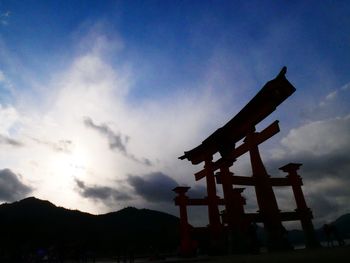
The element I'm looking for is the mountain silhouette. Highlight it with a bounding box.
[0,197,180,259]
[278,214,350,246]
[1,197,349,260]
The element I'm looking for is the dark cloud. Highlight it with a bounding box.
[267,151,350,182]
[31,138,73,153]
[0,168,32,202]
[0,134,23,147]
[75,179,131,203]
[83,117,128,153]
[83,117,152,166]
[127,172,178,203]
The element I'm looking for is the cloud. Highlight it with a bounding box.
[127,172,178,203]
[0,134,23,147]
[0,105,19,134]
[308,82,350,118]
[0,70,5,82]
[265,115,350,225]
[75,178,131,203]
[278,115,350,160]
[325,90,338,101]
[83,117,128,153]
[83,116,152,166]
[341,82,350,91]
[319,90,339,107]
[31,137,73,153]
[0,168,32,202]
[0,11,10,26]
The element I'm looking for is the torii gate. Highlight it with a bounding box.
[174,67,319,254]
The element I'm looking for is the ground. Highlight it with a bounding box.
[189,246,350,263]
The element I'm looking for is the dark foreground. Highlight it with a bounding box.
[27,246,349,262]
[130,246,350,263]
[207,246,350,263]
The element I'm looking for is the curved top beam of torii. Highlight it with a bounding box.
[179,67,296,165]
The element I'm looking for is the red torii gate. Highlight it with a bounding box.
[173,67,319,255]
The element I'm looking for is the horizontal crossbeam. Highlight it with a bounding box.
[194,121,280,181]
[244,211,303,223]
[215,174,291,187]
[175,197,225,206]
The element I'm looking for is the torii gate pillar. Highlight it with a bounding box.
[279,163,320,248]
[173,187,194,256]
[245,131,291,250]
[218,160,250,253]
[204,158,222,240]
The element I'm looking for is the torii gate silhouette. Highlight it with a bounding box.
[174,67,319,255]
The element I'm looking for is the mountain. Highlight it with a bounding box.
[0,197,180,259]
[333,213,350,237]
[285,214,350,245]
[1,196,349,259]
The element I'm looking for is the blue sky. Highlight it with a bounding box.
[0,0,350,227]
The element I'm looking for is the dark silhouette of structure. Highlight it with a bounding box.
[174,67,320,255]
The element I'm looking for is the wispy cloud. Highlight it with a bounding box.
[0,70,6,82]
[0,11,10,25]
[83,117,128,153]
[31,137,73,153]
[83,116,153,166]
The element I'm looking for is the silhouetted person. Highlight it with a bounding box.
[323,224,334,247]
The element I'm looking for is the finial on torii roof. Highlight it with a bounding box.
[277,66,287,78]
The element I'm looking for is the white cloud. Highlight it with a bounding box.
[341,82,350,91]
[325,90,338,101]
[319,83,350,107]
[0,104,20,135]
[279,115,350,157]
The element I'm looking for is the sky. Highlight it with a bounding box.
[0,0,349,228]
